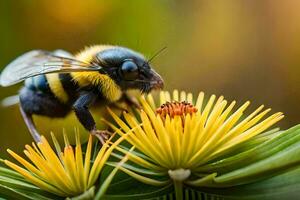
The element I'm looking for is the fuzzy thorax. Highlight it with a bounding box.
[71,45,122,102]
[71,71,122,102]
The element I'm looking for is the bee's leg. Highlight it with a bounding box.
[90,130,113,145]
[19,87,70,142]
[73,91,112,144]
[19,105,41,143]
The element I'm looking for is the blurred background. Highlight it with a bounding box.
[1,0,300,157]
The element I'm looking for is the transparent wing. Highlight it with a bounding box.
[0,50,102,87]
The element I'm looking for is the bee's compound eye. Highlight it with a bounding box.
[120,61,139,80]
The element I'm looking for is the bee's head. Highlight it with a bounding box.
[95,47,164,93]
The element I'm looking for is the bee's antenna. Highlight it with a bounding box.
[147,46,167,63]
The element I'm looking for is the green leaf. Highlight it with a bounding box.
[104,177,173,200]
[198,125,300,174]
[0,165,61,200]
[68,187,95,200]
[195,166,300,200]
[100,166,172,199]
[96,163,121,199]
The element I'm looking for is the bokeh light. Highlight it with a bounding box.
[1,0,299,157]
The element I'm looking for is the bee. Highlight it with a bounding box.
[0,45,164,143]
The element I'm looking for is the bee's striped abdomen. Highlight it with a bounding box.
[58,73,80,103]
[24,75,51,93]
[44,73,80,104]
[45,74,69,104]
[24,74,78,104]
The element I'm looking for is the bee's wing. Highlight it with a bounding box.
[0,50,102,87]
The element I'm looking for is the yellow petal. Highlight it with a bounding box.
[4,160,66,196]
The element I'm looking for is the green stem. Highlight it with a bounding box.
[173,180,183,200]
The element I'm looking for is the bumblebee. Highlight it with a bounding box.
[0,45,164,143]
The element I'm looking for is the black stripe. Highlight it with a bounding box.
[58,73,80,104]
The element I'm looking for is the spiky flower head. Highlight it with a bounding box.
[105,90,284,194]
[4,132,115,197]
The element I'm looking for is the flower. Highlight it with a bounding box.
[105,90,284,199]
[4,132,113,197]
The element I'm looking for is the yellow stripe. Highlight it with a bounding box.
[46,74,69,103]
[71,72,122,102]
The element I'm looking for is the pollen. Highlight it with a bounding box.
[156,101,198,118]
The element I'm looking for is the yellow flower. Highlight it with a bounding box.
[105,90,284,199]
[4,132,115,197]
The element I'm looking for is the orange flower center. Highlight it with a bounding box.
[156,101,198,118]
